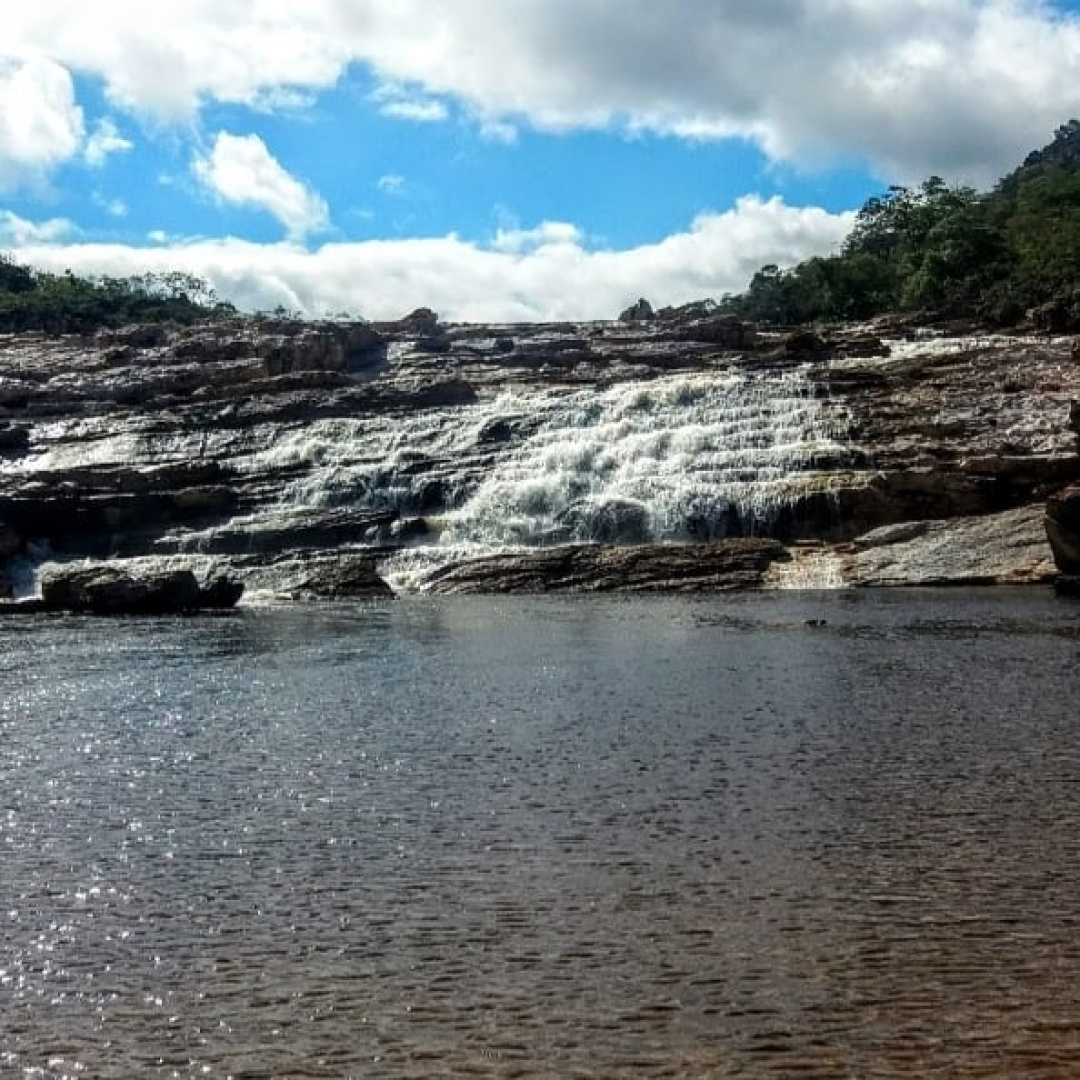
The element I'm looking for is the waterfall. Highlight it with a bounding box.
[236,367,849,554]
[379,368,851,588]
[439,369,849,545]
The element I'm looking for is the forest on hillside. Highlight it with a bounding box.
[0,262,231,334]
[722,120,1080,331]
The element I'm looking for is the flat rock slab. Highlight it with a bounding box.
[420,538,789,594]
[845,504,1056,586]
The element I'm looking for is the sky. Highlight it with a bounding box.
[2,1,1080,321]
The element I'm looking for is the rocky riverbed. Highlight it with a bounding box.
[1,304,1079,602]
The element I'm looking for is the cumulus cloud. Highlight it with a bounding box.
[193,132,330,240]
[0,53,84,187]
[0,210,76,245]
[493,221,585,253]
[6,196,853,321]
[6,2,1080,182]
[84,118,133,167]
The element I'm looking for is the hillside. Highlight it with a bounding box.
[724,120,1080,331]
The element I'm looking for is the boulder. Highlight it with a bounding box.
[199,574,246,608]
[291,555,395,599]
[389,307,440,334]
[260,324,386,377]
[783,330,832,358]
[847,505,1057,586]
[558,498,652,544]
[653,305,756,348]
[39,564,242,614]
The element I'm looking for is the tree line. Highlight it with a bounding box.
[721,119,1080,330]
[0,261,233,334]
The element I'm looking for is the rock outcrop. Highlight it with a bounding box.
[420,539,789,594]
[1,307,1078,599]
[38,564,243,614]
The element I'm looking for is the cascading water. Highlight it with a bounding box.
[436,369,849,547]
[228,366,849,553]
[26,361,850,593]
[374,367,851,588]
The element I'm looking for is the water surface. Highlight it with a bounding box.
[2,589,1079,1077]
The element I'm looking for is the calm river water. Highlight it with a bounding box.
[2,589,1079,1078]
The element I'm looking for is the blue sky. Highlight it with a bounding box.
[3,2,1080,320]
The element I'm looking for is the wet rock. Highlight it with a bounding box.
[198,574,246,608]
[38,564,221,614]
[558,498,652,544]
[389,517,430,542]
[1045,483,1080,573]
[162,508,400,556]
[0,597,47,615]
[4,313,1080,594]
[291,555,395,599]
[421,539,789,594]
[839,334,890,359]
[0,423,30,452]
[783,330,832,358]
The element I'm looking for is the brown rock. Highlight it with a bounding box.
[421,539,789,594]
[291,555,395,599]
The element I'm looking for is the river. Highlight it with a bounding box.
[2,588,1079,1077]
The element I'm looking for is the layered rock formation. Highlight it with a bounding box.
[1,306,1078,599]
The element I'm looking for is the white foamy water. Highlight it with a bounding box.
[254,367,849,542]
[438,369,849,547]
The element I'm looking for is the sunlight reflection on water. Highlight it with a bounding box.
[1,589,1079,1077]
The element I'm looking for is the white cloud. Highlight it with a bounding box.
[84,118,133,167]
[7,2,1080,182]
[377,174,406,195]
[193,132,330,240]
[493,221,585,253]
[0,53,84,187]
[5,196,853,321]
[0,209,76,245]
[376,90,449,123]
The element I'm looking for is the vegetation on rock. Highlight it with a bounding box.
[0,262,233,334]
[724,120,1080,329]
